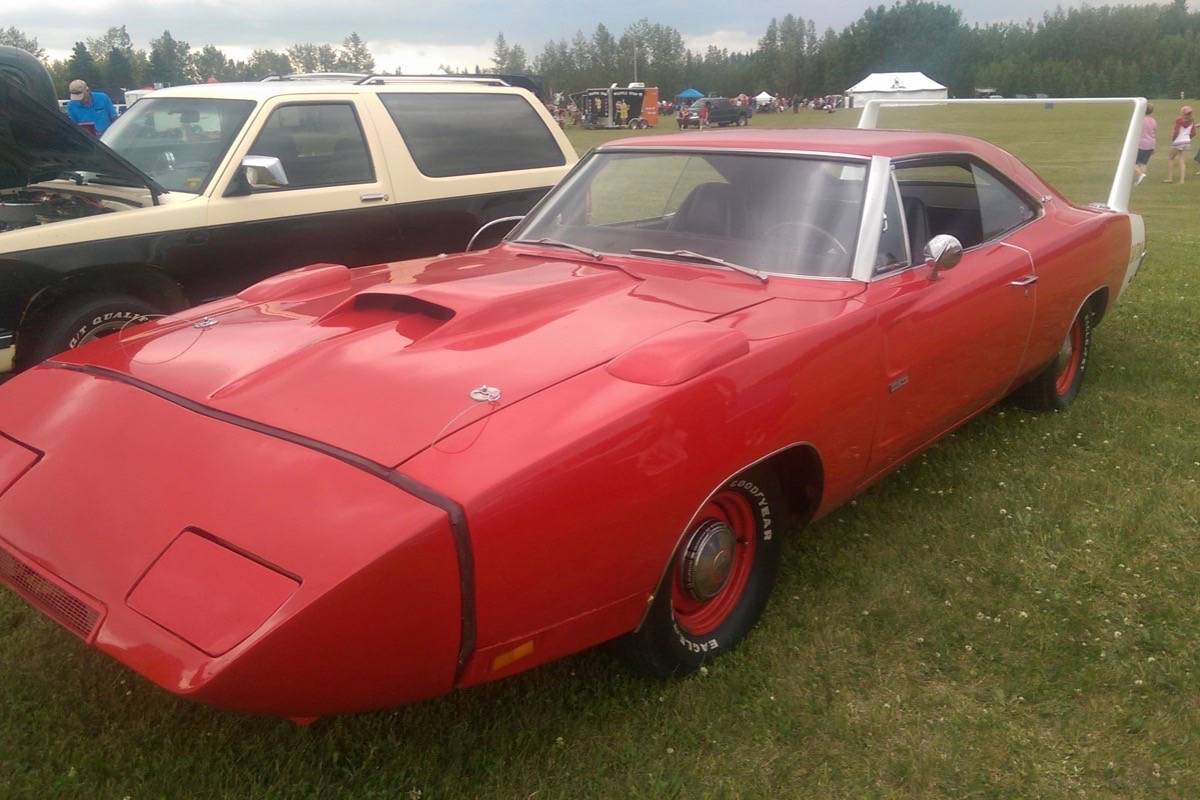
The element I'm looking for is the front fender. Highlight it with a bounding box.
[401,310,880,685]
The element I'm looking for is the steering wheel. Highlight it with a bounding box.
[763,220,848,255]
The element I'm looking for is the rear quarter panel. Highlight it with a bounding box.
[1006,203,1132,382]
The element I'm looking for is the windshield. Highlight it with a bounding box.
[102,98,255,194]
[513,151,867,278]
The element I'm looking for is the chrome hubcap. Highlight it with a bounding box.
[681,520,736,601]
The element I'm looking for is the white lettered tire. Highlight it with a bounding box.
[21,294,159,367]
[618,465,785,677]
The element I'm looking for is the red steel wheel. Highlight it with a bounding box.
[671,491,758,637]
[1054,317,1085,397]
[1013,301,1096,412]
[618,466,786,678]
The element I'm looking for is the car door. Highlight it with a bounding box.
[865,159,1040,475]
[197,94,397,301]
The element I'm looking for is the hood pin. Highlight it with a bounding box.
[192,316,219,329]
[469,385,502,403]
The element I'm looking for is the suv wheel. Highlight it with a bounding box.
[20,294,160,368]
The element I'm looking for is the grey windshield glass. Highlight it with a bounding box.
[514,151,866,278]
[103,98,255,193]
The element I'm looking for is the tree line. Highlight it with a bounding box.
[0,25,375,99]
[4,1,1200,102]
[508,0,1200,99]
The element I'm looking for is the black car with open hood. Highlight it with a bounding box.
[0,75,575,377]
[0,75,164,199]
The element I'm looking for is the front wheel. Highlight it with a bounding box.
[618,466,785,677]
[19,293,160,368]
[1013,303,1096,411]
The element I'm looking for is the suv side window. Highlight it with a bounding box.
[894,159,1036,252]
[380,93,566,178]
[246,103,374,190]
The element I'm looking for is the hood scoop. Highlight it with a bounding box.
[320,291,455,344]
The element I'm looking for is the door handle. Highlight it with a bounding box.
[359,192,388,203]
[1010,275,1038,287]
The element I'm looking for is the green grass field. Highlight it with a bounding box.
[2,102,1198,800]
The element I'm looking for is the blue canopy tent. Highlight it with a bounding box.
[675,88,703,100]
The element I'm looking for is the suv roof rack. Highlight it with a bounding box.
[354,74,510,87]
[261,73,367,82]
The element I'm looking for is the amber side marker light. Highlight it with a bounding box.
[490,640,535,672]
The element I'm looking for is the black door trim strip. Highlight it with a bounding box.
[46,361,477,680]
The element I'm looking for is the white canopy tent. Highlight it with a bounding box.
[754,91,774,104]
[845,72,947,108]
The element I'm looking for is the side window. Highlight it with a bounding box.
[894,160,1037,252]
[875,177,909,273]
[379,93,566,178]
[972,163,1038,240]
[247,103,374,189]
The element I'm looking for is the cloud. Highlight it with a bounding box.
[11,0,1161,70]
[681,30,762,55]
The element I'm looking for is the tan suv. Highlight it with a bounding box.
[0,76,576,372]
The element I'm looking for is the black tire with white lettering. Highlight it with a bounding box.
[1012,302,1096,411]
[20,294,159,368]
[619,466,785,678]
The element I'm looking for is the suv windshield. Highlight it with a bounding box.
[102,98,255,194]
[513,151,867,278]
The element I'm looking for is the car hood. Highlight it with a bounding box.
[50,248,786,468]
[0,76,163,195]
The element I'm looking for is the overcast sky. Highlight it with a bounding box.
[8,0,1165,73]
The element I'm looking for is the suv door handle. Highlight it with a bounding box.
[359,193,388,203]
[1010,275,1038,287]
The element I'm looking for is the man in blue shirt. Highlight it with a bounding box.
[66,79,118,135]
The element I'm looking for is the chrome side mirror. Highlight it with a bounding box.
[924,234,963,280]
[466,215,524,252]
[241,155,289,190]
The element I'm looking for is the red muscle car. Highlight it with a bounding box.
[0,114,1146,720]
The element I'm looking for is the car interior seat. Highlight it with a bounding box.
[902,195,930,261]
[669,182,747,238]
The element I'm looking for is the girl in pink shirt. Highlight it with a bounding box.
[1165,105,1194,184]
[1135,103,1156,185]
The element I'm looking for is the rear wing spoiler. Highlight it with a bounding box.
[857,97,1147,213]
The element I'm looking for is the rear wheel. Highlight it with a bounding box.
[1013,303,1096,411]
[619,466,785,677]
[19,293,160,368]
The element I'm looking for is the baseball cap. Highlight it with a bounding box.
[68,79,88,97]
[1182,105,1193,115]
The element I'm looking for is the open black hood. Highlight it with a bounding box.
[0,75,164,197]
